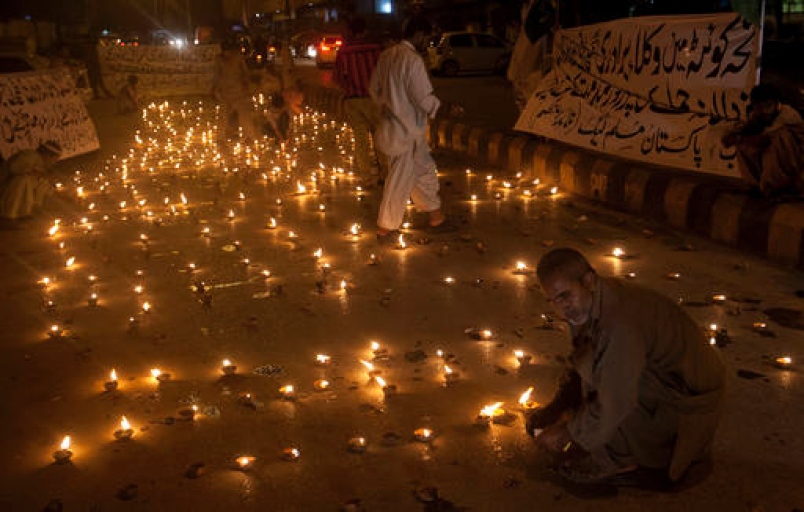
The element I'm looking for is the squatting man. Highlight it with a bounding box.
[526,248,726,486]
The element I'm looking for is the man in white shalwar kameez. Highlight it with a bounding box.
[369,18,454,240]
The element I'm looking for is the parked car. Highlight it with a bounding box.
[291,31,321,59]
[427,31,511,76]
[315,34,343,67]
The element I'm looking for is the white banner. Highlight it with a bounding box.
[515,14,759,176]
[99,44,220,98]
[0,68,99,160]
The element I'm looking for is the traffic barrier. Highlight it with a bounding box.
[301,83,804,270]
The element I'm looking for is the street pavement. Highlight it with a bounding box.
[0,94,802,512]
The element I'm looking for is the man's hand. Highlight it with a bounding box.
[534,422,572,454]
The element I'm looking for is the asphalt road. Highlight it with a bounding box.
[0,87,802,511]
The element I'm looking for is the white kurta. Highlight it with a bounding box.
[370,41,441,230]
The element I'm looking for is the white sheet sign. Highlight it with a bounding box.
[515,13,759,176]
[99,44,220,98]
[0,68,99,160]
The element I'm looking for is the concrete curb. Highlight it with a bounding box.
[300,84,804,271]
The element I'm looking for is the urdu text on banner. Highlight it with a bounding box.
[0,68,100,160]
[515,13,758,177]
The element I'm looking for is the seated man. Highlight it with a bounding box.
[0,141,60,219]
[528,248,726,487]
[722,84,804,198]
[117,75,140,114]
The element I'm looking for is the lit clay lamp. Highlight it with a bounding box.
[234,455,256,471]
[279,384,297,401]
[114,416,134,440]
[53,435,73,464]
[314,379,331,392]
[315,354,331,366]
[104,369,119,392]
[375,376,397,397]
[221,359,237,376]
[347,437,368,454]
[514,350,532,367]
[282,447,301,461]
[476,402,511,426]
[774,356,793,369]
[513,261,532,275]
[518,387,539,411]
[413,428,435,443]
[443,365,460,385]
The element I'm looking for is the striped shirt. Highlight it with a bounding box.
[334,39,383,98]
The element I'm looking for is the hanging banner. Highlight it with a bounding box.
[99,44,220,98]
[515,13,759,176]
[0,68,99,160]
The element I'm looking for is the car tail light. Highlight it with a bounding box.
[321,43,330,52]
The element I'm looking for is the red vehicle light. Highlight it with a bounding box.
[321,43,331,52]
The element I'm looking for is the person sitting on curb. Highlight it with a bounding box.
[722,84,804,199]
[527,248,726,488]
[117,74,140,114]
[0,141,61,220]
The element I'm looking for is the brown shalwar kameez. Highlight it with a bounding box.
[567,277,726,482]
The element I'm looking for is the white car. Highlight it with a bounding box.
[427,31,511,76]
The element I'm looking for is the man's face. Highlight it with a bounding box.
[540,271,596,326]
[410,31,428,52]
[751,99,779,125]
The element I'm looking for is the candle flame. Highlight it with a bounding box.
[296,181,306,194]
[60,435,71,450]
[397,234,406,248]
[480,402,505,418]
[370,341,380,352]
[516,261,527,271]
[519,387,534,406]
[316,354,330,364]
[514,350,525,359]
[141,302,151,312]
[313,248,322,259]
[280,384,295,395]
[375,376,387,388]
[236,455,255,468]
[222,359,232,368]
[444,365,453,374]
[110,369,118,382]
[65,257,75,268]
[612,247,625,258]
[120,416,131,430]
[359,359,375,371]
[150,368,161,380]
[350,223,360,235]
[48,225,59,236]
[776,356,792,365]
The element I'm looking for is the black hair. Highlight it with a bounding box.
[127,74,138,85]
[348,16,367,36]
[536,247,595,282]
[750,83,780,104]
[403,17,432,40]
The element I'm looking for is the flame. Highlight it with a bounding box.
[134,285,143,294]
[350,223,360,235]
[268,217,277,228]
[180,193,188,204]
[375,376,387,388]
[481,329,493,339]
[359,359,375,371]
[280,384,295,395]
[436,349,444,358]
[48,224,59,236]
[315,379,330,389]
[236,455,255,468]
[222,359,232,368]
[514,350,525,359]
[150,368,161,380]
[480,402,505,418]
[313,248,322,259]
[516,261,527,271]
[141,302,151,312]
[316,354,330,364]
[444,276,455,284]
[519,387,534,406]
[444,365,453,375]
[120,416,131,430]
[110,369,118,382]
[776,356,792,365]
[60,435,71,450]
[296,181,307,194]
[370,341,380,352]
[550,186,558,194]
[65,257,75,268]
[397,234,406,248]
[612,247,625,258]
[340,279,347,290]
[415,428,432,439]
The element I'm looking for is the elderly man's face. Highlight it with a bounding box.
[540,271,596,326]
